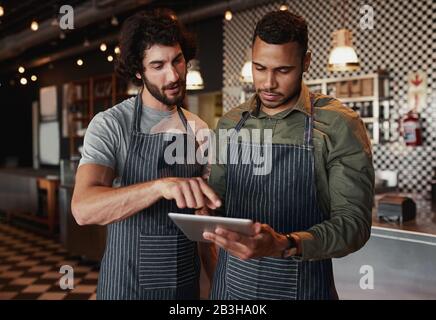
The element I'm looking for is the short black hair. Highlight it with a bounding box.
[116,9,196,86]
[252,10,308,58]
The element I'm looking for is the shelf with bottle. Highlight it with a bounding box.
[306,70,390,144]
[65,73,131,157]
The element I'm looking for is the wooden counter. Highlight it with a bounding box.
[0,168,60,235]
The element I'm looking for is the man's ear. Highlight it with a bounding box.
[135,72,142,80]
[303,50,311,73]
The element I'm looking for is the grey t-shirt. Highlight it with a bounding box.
[79,97,209,187]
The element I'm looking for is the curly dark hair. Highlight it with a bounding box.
[252,10,308,60]
[116,9,196,87]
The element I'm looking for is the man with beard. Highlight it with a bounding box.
[72,9,221,300]
[204,10,374,300]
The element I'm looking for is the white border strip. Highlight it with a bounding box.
[371,233,436,247]
[372,226,436,239]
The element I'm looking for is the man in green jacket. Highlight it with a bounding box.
[204,10,375,300]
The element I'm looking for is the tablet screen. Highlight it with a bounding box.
[168,212,254,242]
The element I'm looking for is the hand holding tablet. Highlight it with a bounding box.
[168,212,254,242]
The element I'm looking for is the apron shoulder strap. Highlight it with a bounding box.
[233,93,315,145]
[177,107,196,137]
[235,95,260,132]
[133,94,143,133]
[235,111,251,132]
[304,92,316,146]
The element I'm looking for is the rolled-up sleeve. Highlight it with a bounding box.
[78,112,120,170]
[302,111,375,261]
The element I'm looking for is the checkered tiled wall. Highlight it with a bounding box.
[222,0,436,197]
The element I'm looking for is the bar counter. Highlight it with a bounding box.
[333,197,436,299]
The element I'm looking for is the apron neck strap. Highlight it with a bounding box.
[133,94,142,133]
[176,107,195,136]
[235,111,251,132]
[234,96,261,132]
[234,93,316,146]
[303,93,315,146]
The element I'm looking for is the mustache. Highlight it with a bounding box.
[257,89,283,96]
[163,79,185,90]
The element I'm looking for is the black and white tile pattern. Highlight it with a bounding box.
[0,222,98,300]
[222,0,436,198]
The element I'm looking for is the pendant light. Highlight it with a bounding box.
[186,59,204,90]
[327,0,360,72]
[240,48,253,84]
[224,1,232,21]
[30,20,39,31]
[279,2,288,11]
[327,29,360,71]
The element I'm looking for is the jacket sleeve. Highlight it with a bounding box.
[302,111,375,261]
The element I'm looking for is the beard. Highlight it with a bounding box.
[143,75,186,107]
[257,73,303,109]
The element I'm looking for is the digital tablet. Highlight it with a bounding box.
[168,212,254,242]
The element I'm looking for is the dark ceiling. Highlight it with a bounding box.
[0,0,225,74]
[0,0,87,39]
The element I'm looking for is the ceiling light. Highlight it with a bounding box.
[186,59,204,90]
[31,75,37,82]
[107,55,114,62]
[114,46,121,55]
[100,43,107,52]
[0,5,4,17]
[279,3,288,11]
[76,59,83,66]
[225,10,232,21]
[327,29,360,72]
[30,20,39,31]
[51,17,59,27]
[240,48,253,83]
[18,66,25,73]
[20,77,28,85]
[241,61,252,83]
[127,82,139,96]
[111,16,119,26]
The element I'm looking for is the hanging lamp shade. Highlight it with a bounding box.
[240,60,253,83]
[328,29,360,72]
[240,48,253,83]
[186,59,204,90]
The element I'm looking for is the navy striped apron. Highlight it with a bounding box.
[210,95,338,300]
[97,95,203,300]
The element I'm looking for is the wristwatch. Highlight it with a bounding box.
[281,233,300,258]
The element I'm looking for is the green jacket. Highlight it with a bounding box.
[208,83,375,261]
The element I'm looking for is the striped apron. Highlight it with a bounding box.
[97,95,203,300]
[210,95,338,300]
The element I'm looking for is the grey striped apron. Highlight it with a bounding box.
[97,95,203,300]
[210,95,338,300]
